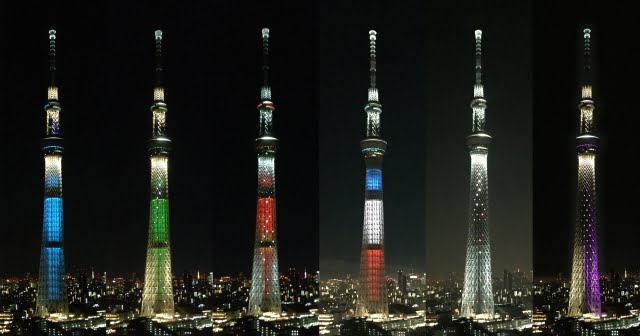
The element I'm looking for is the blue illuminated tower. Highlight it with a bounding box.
[36,29,69,317]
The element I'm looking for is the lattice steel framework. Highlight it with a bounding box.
[36,29,69,317]
[461,30,495,319]
[356,30,389,318]
[249,28,282,315]
[568,28,601,317]
[141,30,175,318]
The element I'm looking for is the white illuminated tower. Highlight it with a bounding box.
[356,30,389,318]
[36,29,69,317]
[460,30,495,319]
[248,28,282,315]
[568,28,601,318]
[141,30,175,318]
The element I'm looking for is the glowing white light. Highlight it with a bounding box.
[363,199,384,245]
[474,84,484,98]
[366,110,381,137]
[153,109,167,136]
[368,88,379,102]
[261,86,272,100]
[580,104,594,134]
[154,87,165,101]
[262,28,270,38]
[257,155,275,194]
[581,85,592,99]
[150,156,169,198]
[475,30,482,39]
[472,106,486,132]
[46,108,60,135]
[155,30,163,40]
[48,86,58,100]
[45,155,63,193]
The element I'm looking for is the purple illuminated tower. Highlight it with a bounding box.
[568,27,601,317]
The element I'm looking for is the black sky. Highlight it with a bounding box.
[424,0,532,279]
[319,1,429,277]
[0,1,318,276]
[532,1,639,277]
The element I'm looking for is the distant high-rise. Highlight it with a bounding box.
[568,27,601,317]
[36,29,69,317]
[356,30,389,317]
[248,28,282,315]
[141,30,175,318]
[460,30,495,319]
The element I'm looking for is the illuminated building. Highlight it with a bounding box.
[460,29,495,319]
[248,27,282,315]
[35,29,69,317]
[356,30,389,318]
[141,30,175,318]
[568,27,602,317]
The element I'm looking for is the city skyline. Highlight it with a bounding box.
[0,2,319,276]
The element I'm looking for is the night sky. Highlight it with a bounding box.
[0,2,318,276]
[319,0,532,279]
[319,1,428,278]
[532,1,639,278]
[424,0,532,279]
[2,0,637,288]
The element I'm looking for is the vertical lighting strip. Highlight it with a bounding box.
[36,29,69,317]
[141,30,175,318]
[249,28,282,315]
[461,29,495,319]
[356,30,389,318]
[568,28,601,317]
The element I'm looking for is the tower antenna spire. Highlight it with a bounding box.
[48,30,56,85]
[369,30,377,89]
[155,30,164,86]
[475,29,482,84]
[262,28,270,87]
[582,28,592,82]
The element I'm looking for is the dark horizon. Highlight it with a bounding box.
[0,2,319,276]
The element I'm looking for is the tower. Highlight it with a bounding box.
[356,30,389,318]
[248,28,282,315]
[460,30,495,319]
[141,30,175,318]
[568,27,601,317]
[36,29,69,317]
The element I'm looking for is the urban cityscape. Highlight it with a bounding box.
[2,1,638,336]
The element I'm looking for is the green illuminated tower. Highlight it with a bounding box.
[141,30,175,318]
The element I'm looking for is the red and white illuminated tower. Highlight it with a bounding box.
[248,28,282,315]
[356,30,389,318]
[568,27,601,318]
[141,30,175,318]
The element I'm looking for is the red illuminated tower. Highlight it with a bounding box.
[248,28,282,315]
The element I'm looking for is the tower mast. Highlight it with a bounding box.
[568,27,601,317]
[249,27,282,315]
[141,30,175,318]
[36,29,69,317]
[356,30,389,317]
[461,29,495,319]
